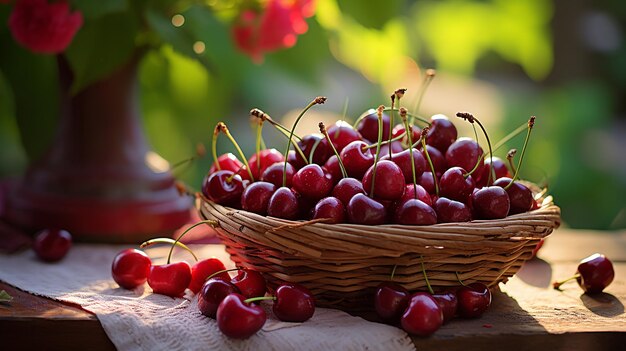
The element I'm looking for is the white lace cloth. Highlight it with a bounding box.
[0,244,415,351]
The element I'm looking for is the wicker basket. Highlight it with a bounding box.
[199,190,560,311]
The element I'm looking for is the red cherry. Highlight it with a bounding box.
[267,187,299,220]
[378,140,405,159]
[393,198,437,225]
[426,114,457,153]
[392,123,421,144]
[476,156,511,187]
[471,186,510,219]
[198,277,241,319]
[231,269,267,299]
[434,197,472,223]
[33,229,72,262]
[400,292,443,337]
[374,282,410,323]
[261,161,295,188]
[420,145,447,175]
[362,160,405,201]
[209,153,243,174]
[445,137,484,175]
[217,293,266,339]
[247,148,284,180]
[439,167,475,202]
[357,109,391,143]
[418,171,437,195]
[331,177,365,206]
[273,283,316,322]
[398,184,432,206]
[456,282,492,318]
[241,181,276,215]
[576,254,615,294]
[111,249,152,289]
[340,140,374,179]
[202,170,244,207]
[292,164,333,200]
[189,258,229,294]
[289,134,330,169]
[322,155,342,184]
[432,291,458,324]
[324,120,362,153]
[384,148,427,183]
[148,261,192,297]
[493,177,534,215]
[312,196,345,224]
[346,193,386,225]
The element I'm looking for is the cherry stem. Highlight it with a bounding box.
[411,69,435,125]
[255,120,264,175]
[456,112,494,182]
[283,97,327,187]
[420,127,439,196]
[320,122,348,178]
[389,95,395,159]
[244,296,276,304]
[166,220,217,264]
[218,122,255,181]
[364,131,407,150]
[250,108,302,142]
[420,257,434,295]
[401,108,418,199]
[206,268,239,281]
[211,124,221,171]
[454,271,467,287]
[369,105,385,198]
[505,116,535,190]
[140,238,198,263]
[341,97,349,120]
[353,108,430,130]
[308,137,323,164]
[552,274,580,290]
[507,149,518,176]
[462,123,483,178]
[390,264,398,281]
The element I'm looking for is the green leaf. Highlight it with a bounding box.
[0,290,13,303]
[71,0,128,19]
[145,7,215,74]
[65,12,138,94]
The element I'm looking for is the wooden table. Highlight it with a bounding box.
[1,228,625,350]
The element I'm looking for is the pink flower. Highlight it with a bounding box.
[232,0,316,63]
[8,0,83,54]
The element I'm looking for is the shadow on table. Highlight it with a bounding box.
[580,292,624,317]
[514,257,552,288]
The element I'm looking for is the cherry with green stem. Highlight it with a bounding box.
[250,108,308,164]
[244,283,315,322]
[324,120,366,205]
[216,122,255,182]
[402,108,418,197]
[503,116,535,190]
[320,122,347,179]
[454,272,492,318]
[141,237,199,297]
[456,112,494,181]
[369,105,385,198]
[420,127,439,197]
[374,265,410,323]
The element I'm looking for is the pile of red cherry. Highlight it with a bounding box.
[203,93,540,226]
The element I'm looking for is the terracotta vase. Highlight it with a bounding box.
[4,56,192,243]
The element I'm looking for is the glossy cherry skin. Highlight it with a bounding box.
[434,197,472,223]
[374,282,410,323]
[493,177,533,215]
[292,164,333,200]
[476,156,511,187]
[312,197,345,224]
[261,162,295,188]
[247,148,284,180]
[471,186,510,219]
[209,153,243,174]
[231,269,267,299]
[202,171,244,207]
[340,140,375,179]
[421,145,447,175]
[456,282,492,318]
[346,193,386,225]
[241,181,276,215]
[392,124,421,145]
[445,137,484,175]
[189,258,229,294]
[148,261,192,297]
[432,291,458,324]
[267,187,299,220]
[393,199,437,225]
[362,160,405,201]
[323,155,342,184]
[378,141,405,159]
[576,253,615,294]
[401,292,444,337]
[111,249,152,289]
[357,109,390,143]
[418,172,437,195]
[426,114,457,153]
[398,184,432,206]
[217,293,266,339]
[289,134,330,169]
[439,167,475,202]
[198,277,241,318]
[33,229,72,262]
[384,148,427,183]
[324,120,362,152]
[331,178,365,206]
[273,283,316,322]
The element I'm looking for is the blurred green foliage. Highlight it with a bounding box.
[0,0,624,229]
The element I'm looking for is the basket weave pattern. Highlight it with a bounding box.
[200,194,560,311]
